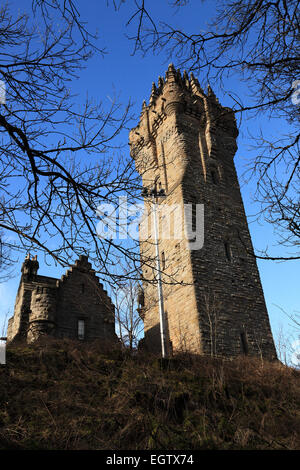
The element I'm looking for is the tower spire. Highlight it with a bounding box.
[166,63,177,81]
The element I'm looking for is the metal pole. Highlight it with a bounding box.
[152,195,167,359]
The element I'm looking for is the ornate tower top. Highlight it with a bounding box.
[129,65,238,166]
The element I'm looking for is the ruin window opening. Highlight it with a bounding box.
[81,283,85,294]
[78,319,85,340]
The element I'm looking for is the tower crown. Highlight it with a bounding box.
[129,66,238,162]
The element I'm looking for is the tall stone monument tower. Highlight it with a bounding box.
[129,65,277,360]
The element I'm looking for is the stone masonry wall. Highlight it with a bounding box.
[27,285,57,343]
[7,282,34,341]
[55,258,116,342]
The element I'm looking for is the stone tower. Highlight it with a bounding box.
[129,65,277,360]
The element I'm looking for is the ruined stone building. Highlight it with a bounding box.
[129,65,277,360]
[7,255,117,344]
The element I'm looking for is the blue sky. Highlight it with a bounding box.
[0,1,299,357]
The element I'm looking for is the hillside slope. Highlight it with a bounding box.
[0,340,299,450]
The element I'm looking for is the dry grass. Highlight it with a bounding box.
[0,338,299,450]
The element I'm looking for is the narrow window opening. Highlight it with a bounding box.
[224,241,232,261]
[160,141,168,191]
[78,320,85,340]
[240,331,249,355]
[161,251,166,270]
[211,169,218,184]
[154,175,161,191]
[192,203,197,232]
[81,283,85,294]
[169,340,173,357]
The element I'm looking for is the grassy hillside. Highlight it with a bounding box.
[0,339,299,450]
